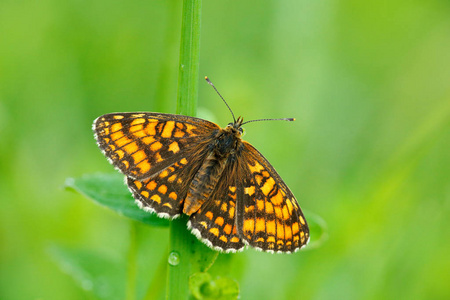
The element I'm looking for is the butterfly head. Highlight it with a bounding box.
[226,116,244,137]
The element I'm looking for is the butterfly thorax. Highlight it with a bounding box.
[182,118,244,215]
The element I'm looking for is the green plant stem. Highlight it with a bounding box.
[126,221,138,300]
[167,0,202,299]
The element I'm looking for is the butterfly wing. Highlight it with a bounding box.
[187,156,246,252]
[236,141,309,253]
[127,138,213,218]
[93,112,219,180]
[94,112,219,218]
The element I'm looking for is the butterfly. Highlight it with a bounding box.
[93,77,309,253]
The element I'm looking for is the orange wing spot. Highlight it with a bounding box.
[122,160,129,169]
[146,180,157,190]
[248,161,264,173]
[142,136,155,145]
[265,202,274,214]
[255,218,266,233]
[113,115,124,120]
[267,236,276,243]
[276,222,285,239]
[293,235,300,242]
[141,190,149,198]
[116,149,125,159]
[173,128,185,138]
[111,131,124,142]
[131,127,146,138]
[159,170,169,178]
[154,152,164,163]
[223,224,232,235]
[254,174,263,186]
[168,141,180,153]
[292,222,299,235]
[266,220,276,235]
[221,202,228,212]
[111,123,123,133]
[185,123,196,134]
[244,186,255,196]
[244,205,254,213]
[243,219,254,234]
[131,113,145,118]
[157,184,167,194]
[256,200,265,211]
[151,194,161,204]
[108,144,116,151]
[168,175,177,183]
[115,136,133,149]
[103,135,110,142]
[169,192,177,200]
[180,158,188,165]
[177,178,183,184]
[230,236,240,243]
[123,142,139,155]
[299,215,306,225]
[229,186,236,193]
[132,150,146,164]
[163,203,173,209]
[215,217,224,227]
[286,199,294,214]
[161,121,175,138]
[150,141,162,151]
[255,237,265,243]
[102,120,109,125]
[130,118,145,125]
[134,181,142,189]
[261,177,275,196]
[232,226,238,235]
[274,206,283,220]
[220,236,228,243]
[262,171,270,178]
[229,206,235,219]
[282,205,290,221]
[284,225,292,240]
[209,227,219,237]
[271,190,284,206]
[205,211,213,220]
[200,221,208,229]
[145,122,157,136]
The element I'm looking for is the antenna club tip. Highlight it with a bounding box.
[204,76,208,80]
[291,118,296,121]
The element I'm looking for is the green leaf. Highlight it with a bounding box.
[303,210,328,250]
[189,272,239,300]
[48,245,126,300]
[65,173,169,227]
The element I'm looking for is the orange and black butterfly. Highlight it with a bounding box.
[93,77,309,253]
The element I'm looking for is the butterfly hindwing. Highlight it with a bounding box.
[93,112,219,180]
[188,157,245,252]
[127,139,213,218]
[236,141,310,253]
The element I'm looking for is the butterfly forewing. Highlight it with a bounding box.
[93,112,219,180]
[236,142,309,253]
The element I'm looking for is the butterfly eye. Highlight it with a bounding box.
[239,127,245,136]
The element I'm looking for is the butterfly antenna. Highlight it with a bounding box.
[205,76,236,123]
[241,117,295,125]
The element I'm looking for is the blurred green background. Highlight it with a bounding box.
[1,0,449,299]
